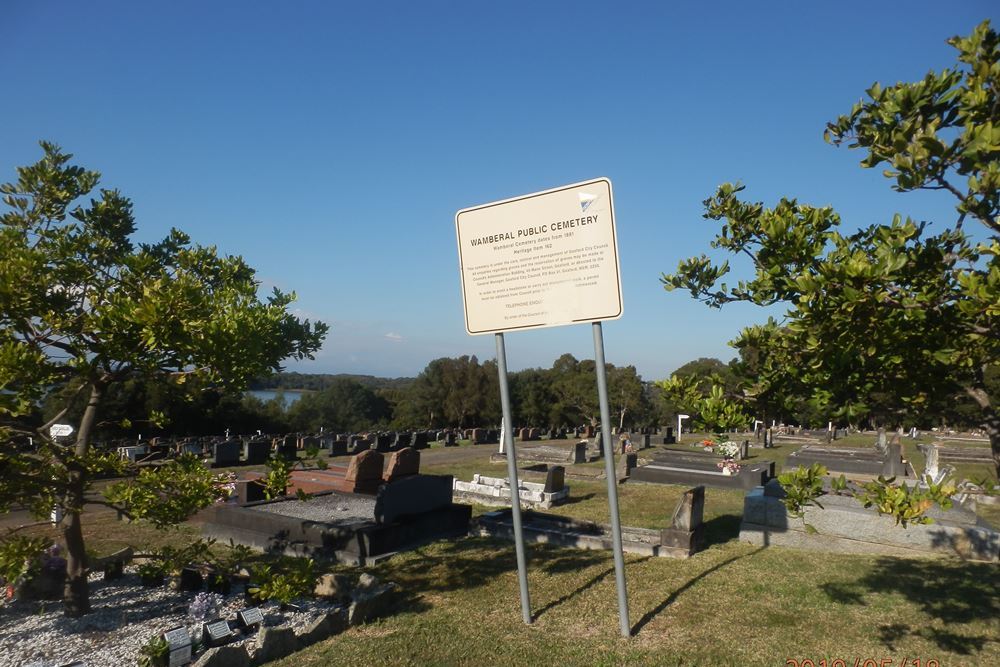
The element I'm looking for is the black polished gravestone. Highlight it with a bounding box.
[278,436,298,461]
[162,626,192,666]
[212,441,241,468]
[325,435,348,457]
[412,431,430,450]
[374,433,393,452]
[203,618,236,647]
[348,435,370,454]
[392,432,413,451]
[237,606,264,631]
[244,440,270,465]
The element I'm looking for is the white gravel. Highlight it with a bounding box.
[0,570,339,667]
[251,493,377,523]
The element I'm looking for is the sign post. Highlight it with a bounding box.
[456,177,630,636]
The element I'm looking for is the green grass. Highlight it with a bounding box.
[9,433,997,666]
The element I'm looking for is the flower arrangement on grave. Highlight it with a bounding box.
[716,440,740,460]
[188,591,224,621]
[212,471,239,503]
[699,438,716,452]
[717,459,741,475]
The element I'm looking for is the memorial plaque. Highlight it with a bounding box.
[238,606,264,629]
[162,627,192,667]
[203,618,234,646]
[456,178,622,335]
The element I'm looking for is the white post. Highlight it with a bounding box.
[677,414,690,440]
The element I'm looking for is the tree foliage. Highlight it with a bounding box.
[0,142,327,615]
[662,21,1000,475]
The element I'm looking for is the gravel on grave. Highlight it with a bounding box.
[250,492,377,524]
[0,570,340,667]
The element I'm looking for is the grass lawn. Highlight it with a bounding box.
[8,433,998,666]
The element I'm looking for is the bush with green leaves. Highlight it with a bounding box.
[776,463,827,518]
[0,536,50,586]
[137,634,169,667]
[859,475,956,527]
[251,558,316,605]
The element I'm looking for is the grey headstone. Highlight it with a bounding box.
[544,466,565,493]
[670,486,705,531]
[616,452,637,478]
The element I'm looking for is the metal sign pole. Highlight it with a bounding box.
[592,321,631,637]
[495,332,532,624]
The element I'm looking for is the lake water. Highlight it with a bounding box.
[247,390,305,405]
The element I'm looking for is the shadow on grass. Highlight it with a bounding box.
[558,493,597,506]
[700,514,743,549]
[631,546,766,635]
[822,557,1000,654]
[372,536,607,595]
[532,555,652,621]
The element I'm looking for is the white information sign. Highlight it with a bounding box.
[50,424,74,438]
[455,178,622,335]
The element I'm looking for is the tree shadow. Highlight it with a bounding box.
[820,556,1000,654]
[631,546,766,635]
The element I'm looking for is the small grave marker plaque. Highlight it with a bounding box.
[162,627,192,667]
[238,606,264,630]
[203,618,234,646]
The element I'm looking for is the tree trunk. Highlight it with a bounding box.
[62,381,102,617]
[963,383,1000,479]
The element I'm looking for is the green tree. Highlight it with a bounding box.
[0,143,327,615]
[663,21,1000,475]
[288,378,391,432]
[402,356,498,428]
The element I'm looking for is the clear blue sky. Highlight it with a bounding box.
[2,1,995,380]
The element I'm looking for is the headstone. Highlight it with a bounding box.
[616,452,637,479]
[470,428,485,444]
[544,466,565,493]
[670,486,705,532]
[163,627,192,667]
[179,566,203,591]
[444,432,458,447]
[639,434,651,449]
[383,447,420,482]
[763,428,773,449]
[345,450,385,494]
[664,426,675,444]
[301,435,320,452]
[278,436,297,461]
[203,619,235,647]
[392,432,412,450]
[412,431,429,450]
[237,607,264,631]
[740,440,750,460]
[327,437,348,457]
[922,443,940,481]
[180,442,201,456]
[571,441,587,464]
[213,441,240,467]
[518,427,530,441]
[528,427,541,441]
[374,433,393,452]
[876,428,887,454]
[244,440,270,465]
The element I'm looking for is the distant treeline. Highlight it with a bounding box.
[249,371,414,392]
